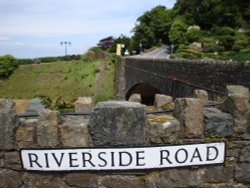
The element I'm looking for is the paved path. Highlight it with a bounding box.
[135,45,170,59]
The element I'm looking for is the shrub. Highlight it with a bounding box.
[0,55,18,78]
[186,25,201,43]
[94,94,111,104]
[201,37,225,53]
[169,18,188,45]
[175,48,205,59]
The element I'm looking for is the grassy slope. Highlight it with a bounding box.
[0,58,117,104]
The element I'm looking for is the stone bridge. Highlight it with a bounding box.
[116,57,250,104]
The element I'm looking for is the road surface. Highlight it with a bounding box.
[135,45,170,59]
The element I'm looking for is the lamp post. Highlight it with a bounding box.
[60,41,71,56]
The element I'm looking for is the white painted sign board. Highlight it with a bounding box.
[20,142,225,171]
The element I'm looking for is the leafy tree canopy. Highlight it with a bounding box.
[132,5,172,49]
[0,55,18,78]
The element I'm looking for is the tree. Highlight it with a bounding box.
[186,25,201,43]
[215,27,236,50]
[173,0,248,30]
[108,34,132,54]
[168,18,188,46]
[0,55,18,78]
[132,6,173,49]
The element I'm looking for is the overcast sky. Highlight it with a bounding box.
[0,0,176,58]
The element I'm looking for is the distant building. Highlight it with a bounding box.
[97,36,114,50]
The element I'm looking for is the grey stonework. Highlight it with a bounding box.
[89,101,146,146]
[4,152,21,170]
[64,173,99,188]
[154,94,173,108]
[0,169,21,188]
[204,107,234,137]
[221,85,250,134]
[74,97,93,113]
[194,89,209,105]
[235,163,250,183]
[128,93,141,103]
[60,116,92,147]
[37,109,61,147]
[147,116,180,144]
[174,98,204,138]
[0,99,19,150]
[0,92,249,187]
[25,98,45,114]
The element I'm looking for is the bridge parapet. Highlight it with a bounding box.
[122,57,250,102]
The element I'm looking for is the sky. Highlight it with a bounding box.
[0,0,176,58]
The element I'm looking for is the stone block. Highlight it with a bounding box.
[235,163,250,183]
[0,152,4,167]
[153,168,204,187]
[99,175,146,188]
[74,97,93,112]
[89,101,146,146]
[194,89,209,105]
[204,107,233,137]
[15,119,37,148]
[227,85,249,101]
[0,100,19,149]
[4,152,21,170]
[222,86,250,134]
[174,98,204,138]
[239,146,250,162]
[0,169,21,188]
[128,94,141,103]
[64,173,98,188]
[154,94,173,108]
[148,117,180,144]
[0,99,15,111]
[22,173,66,188]
[204,165,234,183]
[60,119,92,147]
[37,110,60,147]
[25,98,45,113]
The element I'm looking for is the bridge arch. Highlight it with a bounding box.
[126,83,163,105]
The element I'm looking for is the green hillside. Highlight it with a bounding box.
[0,56,118,105]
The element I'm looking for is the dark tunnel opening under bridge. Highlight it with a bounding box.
[126,83,163,105]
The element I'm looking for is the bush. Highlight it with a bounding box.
[38,95,74,112]
[169,18,188,45]
[0,55,18,78]
[175,48,205,59]
[213,27,236,51]
[82,47,106,62]
[186,25,201,43]
[201,37,225,53]
[219,50,250,61]
[16,58,34,65]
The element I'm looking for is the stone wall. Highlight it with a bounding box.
[0,86,250,188]
[123,57,250,100]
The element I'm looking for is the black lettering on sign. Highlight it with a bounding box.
[207,146,219,161]
[82,152,95,167]
[51,153,64,167]
[175,149,188,163]
[28,153,42,168]
[98,152,108,167]
[160,150,172,165]
[190,147,203,162]
[119,152,132,166]
[136,151,145,166]
[69,152,79,167]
